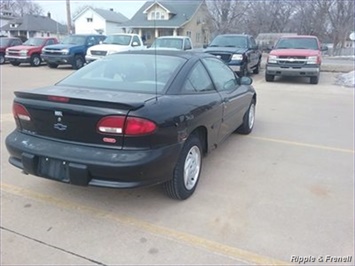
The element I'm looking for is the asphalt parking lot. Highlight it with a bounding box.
[1,61,354,265]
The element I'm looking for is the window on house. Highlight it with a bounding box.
[196,33,201,43]
[155,12,160,20]
[87,18,93,22]
[151,12,155,20]
[161,13,165,19]
[186,31,191,38]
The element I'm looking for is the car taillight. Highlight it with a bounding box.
[13,103,31,121]
[97,116,157,136]
[125,117,157,135]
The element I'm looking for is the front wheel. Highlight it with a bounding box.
[30,54,41,66]
[164,134,202,200]
[236,99,256,134]
[310,75,319,84]
[265,73,274,82]
[0,53,5,64]
[72,55,84,70]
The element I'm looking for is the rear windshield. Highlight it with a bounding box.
[275,38,319,50]
[57,54,186,94]
[0,38,10,46]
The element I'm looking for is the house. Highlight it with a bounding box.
[123,0,211,48]
[1,13,67,40]
[73,7,129,35]
[0,9,15,36]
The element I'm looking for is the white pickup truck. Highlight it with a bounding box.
[86,33,146,63]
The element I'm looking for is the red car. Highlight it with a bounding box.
[5,37,58,67]
[0,37,23,64]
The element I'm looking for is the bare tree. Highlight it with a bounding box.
[327,0,354,54]
[206,0,250,35]
[0,0,43,16]
[245,0,295,36]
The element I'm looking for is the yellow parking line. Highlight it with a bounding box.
[1,182,291,266]
[247,136,354,154]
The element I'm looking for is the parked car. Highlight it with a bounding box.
[6,50,256,200]
[5,37,58,67]
[265,35,328,84]
[41,34,106,69]
[0,37,23,64]
[86,33,146,63]
[149,36,193,50]
[204,34,262,76]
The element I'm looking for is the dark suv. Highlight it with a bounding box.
[41,34,106,69]
[0,37,23,64]
[204,34,262,76]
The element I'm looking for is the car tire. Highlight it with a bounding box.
[310,75,319,84]
[236,99,256,135]
[30,54,41,67]
[253,61,260,74]
[72,55,84,70]
[0,53,5,64]
[164,134,202,200]
[10,62,20,66]
[48,63,58,69]
[265,73,274,82]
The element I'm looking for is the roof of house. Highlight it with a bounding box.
[123,0,203,28]
[73,7,128,23]
[1,14,67,34]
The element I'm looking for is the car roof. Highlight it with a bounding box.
[217,34,250,37]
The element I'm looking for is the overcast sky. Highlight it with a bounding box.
[33,0,146,24]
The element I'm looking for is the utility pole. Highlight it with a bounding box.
[66,0,72,34]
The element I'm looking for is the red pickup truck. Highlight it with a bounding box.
[265,35,328,84]
[5,37,58,67]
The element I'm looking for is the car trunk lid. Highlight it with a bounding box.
[13,85,156,149]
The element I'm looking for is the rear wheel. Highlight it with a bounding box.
[72,55,84,69]
[236,99,256,134]
[265,73,274,82]
[10,61,20,66]
[0,53,5,64]
[48,63,58,69]
[164,134,202,200]
[30,54,41,66]
[310,75,319,84]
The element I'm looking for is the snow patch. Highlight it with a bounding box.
[335,71,355,88]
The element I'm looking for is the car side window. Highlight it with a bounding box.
[132,36,141,46]
[185,39,192,50]
[46,39,54,46]
[202,58,237,91]
[182,61,214,93]
[250,37,257,49]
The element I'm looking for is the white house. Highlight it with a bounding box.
[0,9,15,36]
[73,7,129,35]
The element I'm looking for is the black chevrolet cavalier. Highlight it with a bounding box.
[6,50,257,200]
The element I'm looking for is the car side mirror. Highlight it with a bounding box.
[203,44,208,49]
[321,45,328,51]
[239,76,253,85]
[99,40,103,44]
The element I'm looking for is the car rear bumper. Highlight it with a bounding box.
[6,131,182,188]
[41,54,74,65]
[5,55,31,63]
[266,64,320,77]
